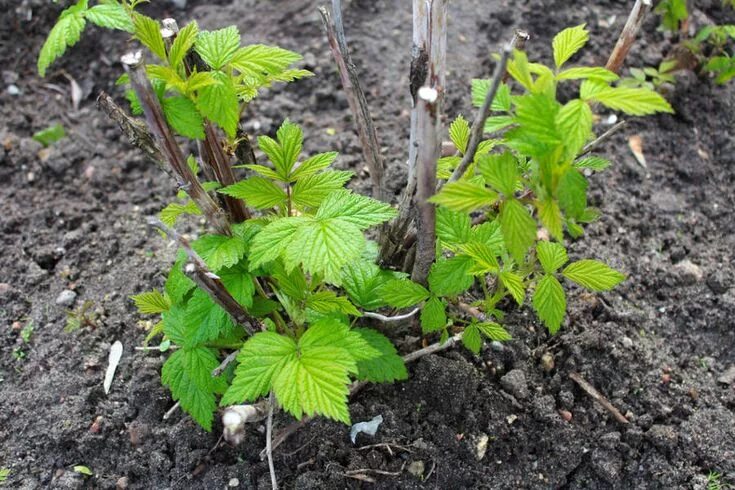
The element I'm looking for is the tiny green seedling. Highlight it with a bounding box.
[32,123,66,147]
[0,468,10,485]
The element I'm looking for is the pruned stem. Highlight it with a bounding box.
[147,218,260,336]
[265,392,279,490]
[122,51,231,236]
[448,35,519,183]
[605,0,653,74]
[319,2,385,201]
[569,372,630,424]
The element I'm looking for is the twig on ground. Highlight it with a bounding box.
[357,442,413,455]
[606,0,653,74]
[343,462,407,479]
[265,392,278,490]
[402,332,462,363]
[163,401,180,420]
[580,120,627,155]
[448,32,523,182]
[455,301,489,322]
[212,350,239,377]
[147,218,261,335]
[568,372,630,424]
[319,2,385,201]
[122,51,231,236]
[363,308,419,322]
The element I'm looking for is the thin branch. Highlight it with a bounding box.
[319,3,385,201]
[212,350,239,377]
[448,36,518,183]
[363,308,419,322]
[580,120,627,156]
[147,218,261,336]
[266,392,278,490]
[122,51,231,236]
[163,401,180,420]
[402,333,462,363]
[606,0,653,74]
[569,372,630,424]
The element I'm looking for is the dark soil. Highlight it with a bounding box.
[1,0,734,488]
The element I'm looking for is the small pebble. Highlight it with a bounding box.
[116,476,129,490]
[717,365,735,385]
[407,460,425,477]
[621,336,633,348]
[540,352,555,372]
[558,410,573,422]
[228,478,240,487]
[673,259,703,285]
[55,289,77,307]
[7,84,20,95]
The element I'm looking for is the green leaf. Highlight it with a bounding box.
[510,93,561,149]
[230,44,302,77]
[449,115,470,153]
[131,290,170,314]
[133,13,166,61]
[192,234,247,271]
[477,322,512,341]
[462,324,482,354]
[219,177,286,209]
[291,152,339,180]
[556,67,619,82]
[552,24,589,68]
[160,201,201,227]
[353,328,407,383]
[240,164,282,181]
[195,26,240,70]
[533,274,566,334]
[248,217,307,270]
[472,80,511,111]
[536,241,568,273]
[276,120,303,177]
[472,220,505,255]
[85,3,133,32]
[477,151,518,196]
[197,70,239,137]
[292,171,353,208]
[459,241,500,274]
[315,190,396,229]
[306,291,361,316]
[557,169,588,220]
[165,252,195,304]
[341,262,392,310]
[588,86,674,115]
[507,49,534,91]
[162,347,227,431]
[436,206,471,248]
[499,272,525,305]
[484,116,516,133]
[32,123,66,147]
[168,21,199,69]
[185,71,219,93]
[428,255,474,297]
[377,279,430,308]
[420,296,447,333]
[162,96,205,139]
[556,99,592,157]
[537,198,563,241]
[562,260,625,291]
[38,0,88,77]
[184,289,236,345]
[73,465,93,476]
[429,181,498,213]
[500,199,537,264]
[219,263,255,308]
[573,156,610,171]
[221,332,296,405]
[300,319,377,362]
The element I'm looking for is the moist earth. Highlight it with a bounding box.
[1,0,734,488]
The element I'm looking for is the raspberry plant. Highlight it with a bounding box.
[40,0,673,470]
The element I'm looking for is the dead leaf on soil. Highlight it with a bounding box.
[628,135,647,168]
[104,341,123,395]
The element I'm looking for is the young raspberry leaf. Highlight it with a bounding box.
[168,21,199,70]
[276,120,303,177]
[162,96,205,140]
[248,217,307,270]
[449,115,470,153]
[533,274,567,334]
[290,152,339,181]
[195,26,240,70]
[472,220,505,255]
[552,24,589,68]
[477,322,512,341]
[557,169,588,220]
[292,171,353,208]
[428,181,498,213]
[377,279,430,308]
[131,290,170,315]
[219,177,287,209]
[536,241,568,274]
[537,198,564,241]
[484,116,515,133]
[562,260,625,291]
[500,199,537,264]
[230,44,303,77]
[462,324,482,354]
[162,347,227,431]
[353,328,408,383]
[586,86,674,116]
[160,201,201,227]
[428,256,474,297]
[219,263,255,309]
[459,241,500,275]
[340,262,392,310]
[165,252,195,305]
[420,296,447,333]
[38,0,88,77]
[315,190,397,229]
[132,14,167,61]
[556,67,618,82]
[85,3,134,32]
[192,234,247,271]
[197,71,239,137]
[478,151,518,196]
[573,156,610,172]
[472,79,511,111]
[306,291,361,317]
[184,289,237,346]
[221,332,297,406]
[436,206,471,249]
[556,99,592,158]
[499,271,525,305]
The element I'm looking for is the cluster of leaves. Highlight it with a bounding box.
[653,0,735,85]
[619,60,678,91]
[427,24,671,337]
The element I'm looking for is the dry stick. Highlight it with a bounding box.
[448,40,514,183]
[147,218,260,336]
[122,51,231,236]
[411,0,448,286]
[580,120,627,156]
[212,350,239,377]
[201,122,250,223]
[319,2,385,201]
[605,0,653,74]
[363,308,419,322]
[568,372,630,424]
[163,401,181,420]
[260,331,463,459]
[265,392,278,490]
